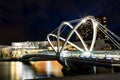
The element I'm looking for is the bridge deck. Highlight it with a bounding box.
[1,50,120,67]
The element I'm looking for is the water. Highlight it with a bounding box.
[0,61,63,80]
[0,50,120,79]
[0,61,115,80]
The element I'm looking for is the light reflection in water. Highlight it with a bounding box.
[10,62,36,80]
[0,61,63,80]
[31,60,63,77]
[46,61,51,77]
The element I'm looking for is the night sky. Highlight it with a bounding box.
[0,0,120,45]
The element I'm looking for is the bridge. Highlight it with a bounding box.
[46,15,120,69]
[2,16,119,72]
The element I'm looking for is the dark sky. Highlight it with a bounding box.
[0,0,120,45]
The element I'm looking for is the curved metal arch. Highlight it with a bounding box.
[47,33,84,53]
[57,21,88,52]
[47,16,98,56]
[21,41,36,55]
[59,16,97,53]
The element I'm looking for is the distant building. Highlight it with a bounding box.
[76,15,107,41]
[95,15,108,41]
[95,15,107,27]
[11,41,64,51]
[0,45,12,58]
[74,15,112,50]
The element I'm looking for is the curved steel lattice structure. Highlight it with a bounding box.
[19,41,38,56]
[47,16,120,59]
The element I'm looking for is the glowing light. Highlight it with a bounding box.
[81,18,87,23]
[81,51,91,58]
[60,51,68,57]
[46,61,51,77]
[47,15,120,60]
[47,16,97,56]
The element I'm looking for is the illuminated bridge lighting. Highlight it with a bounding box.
[46,15,120,67]
[9,15,120,68]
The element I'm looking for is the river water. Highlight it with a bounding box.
[0,61,63,80]
[0,50,120,79]
[0,61,114,80]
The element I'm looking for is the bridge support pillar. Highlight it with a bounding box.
[93,66,97,74]
[111,66,114,74]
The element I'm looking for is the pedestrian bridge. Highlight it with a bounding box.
[16,16,120,68]
[46,15,120,67]
[20,50,120,61]
[18,50,120,68]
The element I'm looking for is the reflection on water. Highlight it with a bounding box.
[31,61,63,77]
[10,62,36,80]
[0,61,115,80]
[0,61,63,80]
